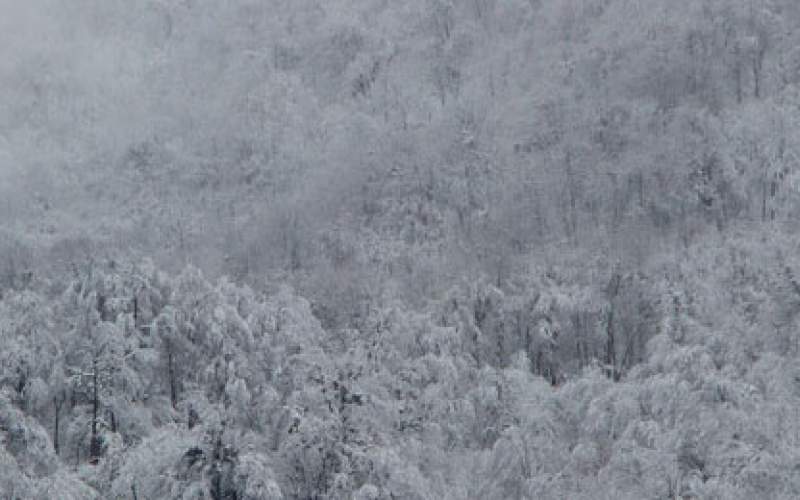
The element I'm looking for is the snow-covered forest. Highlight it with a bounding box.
[2,1,800,498]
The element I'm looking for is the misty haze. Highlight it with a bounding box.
[1,1,800,499]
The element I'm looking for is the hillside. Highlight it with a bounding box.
[2,1,800,498]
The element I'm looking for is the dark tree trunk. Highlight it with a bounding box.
[605,310,617,380]
[53,394,63,455]
[734,43,742,104]
[605,274,622,380]
[90,358,102,462]
[168,349,178,409]
[762,169,768,222]
[753,52,763,99]
[133,296,139,329]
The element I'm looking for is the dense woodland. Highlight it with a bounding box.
[2,1,800,498]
